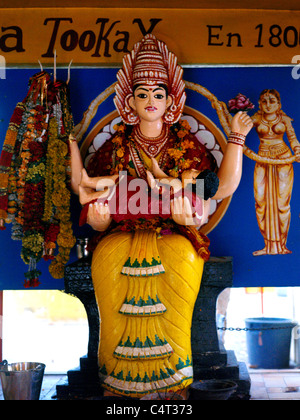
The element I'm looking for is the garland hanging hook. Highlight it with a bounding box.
[53,49,57,83]
[67,59,73,85]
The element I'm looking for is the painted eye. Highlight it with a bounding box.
[154,94,164,99]
[137,93,148,99]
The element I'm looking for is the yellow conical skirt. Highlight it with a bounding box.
[91,229,204,398]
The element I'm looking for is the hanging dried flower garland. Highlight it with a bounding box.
[0,71,75,287]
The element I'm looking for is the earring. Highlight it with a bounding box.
[163,104,178,124]
[125,110,140,125]
[123,94,140,125]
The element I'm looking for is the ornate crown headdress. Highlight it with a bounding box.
[114,34,186,125]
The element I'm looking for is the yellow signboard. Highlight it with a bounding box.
[1,8,300,65]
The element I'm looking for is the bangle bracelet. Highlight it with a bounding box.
[69,133,77,144]
[0,218,5,230]
[229,132,246,141]
[228,131,246,147]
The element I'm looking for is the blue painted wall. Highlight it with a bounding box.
[0,66,299,289]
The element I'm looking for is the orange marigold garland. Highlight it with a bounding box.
[21,137,48,287]
[0,102,25,227]
[112,119,198,180]
[19,100,49,287]
[45,116,76,280]
[167,119,195,177]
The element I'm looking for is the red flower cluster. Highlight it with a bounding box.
[28,142,45,162]
[43,224,60,261]
[23,181,45,232]
[10,105,24,126]
[24,269,41,288]
[228,93,254,114]
[44,223,60,243]
[34,106,46,133]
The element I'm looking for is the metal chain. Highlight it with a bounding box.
[217,325,297,332]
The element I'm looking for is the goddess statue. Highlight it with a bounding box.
[250,89,300,255]
[69,34,252,398]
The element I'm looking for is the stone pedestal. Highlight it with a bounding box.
[56,256,250,400]
[191,257,251,400]
[56,256,102,399]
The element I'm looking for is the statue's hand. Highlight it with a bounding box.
[231,111,253,136]
[146,157,182,195]
[295,147,300,163]
[151,157,168,179]
[87,202,112,232]
[170,196,200,226]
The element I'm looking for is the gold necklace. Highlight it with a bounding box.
[133,124,170,158]
[261,114,281,135]
[129,125,171,179]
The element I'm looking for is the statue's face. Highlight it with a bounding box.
[259,93,280,115]
[129,85,172,123]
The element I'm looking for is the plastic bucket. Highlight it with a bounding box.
[0,360,45,400]
[245,317,297,369]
